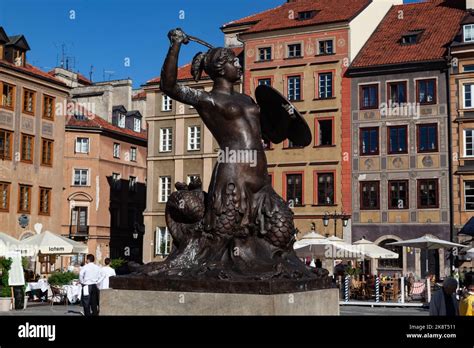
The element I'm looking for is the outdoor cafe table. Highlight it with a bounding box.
[25,279,49,293]
[62,283,82,303]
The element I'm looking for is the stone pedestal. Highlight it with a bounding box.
[100,288,339,315]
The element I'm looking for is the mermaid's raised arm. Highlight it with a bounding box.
[160,29,209,107]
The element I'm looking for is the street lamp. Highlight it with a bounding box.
[322,211,350,237]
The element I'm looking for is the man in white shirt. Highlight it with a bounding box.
[79,254,104,316]
[99,258,116,290]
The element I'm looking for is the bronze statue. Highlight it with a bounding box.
[122,29,330,292]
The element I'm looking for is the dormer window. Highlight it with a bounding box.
[118,113,125,128]
[134,118,141,132]
[297,10,316,21]
[401,30,423,45]
[464,24,474,42]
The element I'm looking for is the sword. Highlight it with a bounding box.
[186,35,214,49]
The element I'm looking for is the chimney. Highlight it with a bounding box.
[467,0,474,10]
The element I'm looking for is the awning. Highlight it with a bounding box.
[21,231,88,255]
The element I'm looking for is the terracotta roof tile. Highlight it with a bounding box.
[66,106,147,141]
[222,0,371,34]
[351,0,466,68]
[0,60,67,86]
[132,90,146,100]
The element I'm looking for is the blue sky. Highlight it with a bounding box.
[0,0,421,88]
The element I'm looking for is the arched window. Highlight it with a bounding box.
[378,239,403,269]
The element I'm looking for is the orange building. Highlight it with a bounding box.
[62,110,147,264]
[221,0,400,240]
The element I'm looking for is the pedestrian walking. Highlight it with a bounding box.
[429,277,459,316]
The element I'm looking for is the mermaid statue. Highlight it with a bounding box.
[133,28,330,287]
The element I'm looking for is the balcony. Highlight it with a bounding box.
[69,225,89,241]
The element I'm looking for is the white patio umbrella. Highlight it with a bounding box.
[21,231,88,255]
[352,238,399,259]
[466,248,474,258]
[0,232,34,257]
[388,234,465,276]
[293,232,329,258]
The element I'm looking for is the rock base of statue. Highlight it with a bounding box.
[100,286,340,315]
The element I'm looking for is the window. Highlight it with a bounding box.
[318,40,334,55]
[418,179,438,208]
[388,180,408,209]
[287,76,301,101]
[388,81,407,105]
[134,118,141,132]
[416,79,436,105]
[465,129,474,157]
[317,172,334,205]
[22,89,35,114]
[297,10,316,20]
[75,137,90,154]
[360,181,380,210]
[155,227,171,256]
[464,24,474,42]
[0,129,12,160]
[317,119,333,146]
[187,126,201,151]
[318,73,333,99]
[42,95,55,120]
[465,181,474,210]
[0,182,10,211]
[41,138,53,166]
[118,114,125,128]
[73,169,89,186]
[463,84,474,108]
[112,173,121,190]
[1,82,15,110]
[360,127,379,156]
[187,174,200,184]
[129,176,137,192]
[18,184,31,213]
[258,47,272,61]
[159,176,171,203]
[160,128,173,152]
[359,84,378,110]
[464,64,474,72]
[288,43,302,58]
[113,143,120,158]
[39,187,51,215]
[258,78,271,86]
[387,125,407,154]
[130,147,137,162]
[417,123,438,153]
[162,95,172,111]
[71,207,88,235]
[21,134,34,163]
[401,33,419,45]
[285,173,303,206]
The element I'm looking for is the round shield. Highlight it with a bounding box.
[255,85,312,147]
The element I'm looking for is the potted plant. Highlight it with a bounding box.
[48,271,78,286]
[0,257,13,311]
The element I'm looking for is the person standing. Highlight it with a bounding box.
[99,258,116,290]
[459,283,474,316]
[429,277,459,316]
[79,254,103,316]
